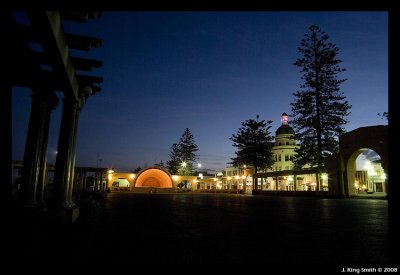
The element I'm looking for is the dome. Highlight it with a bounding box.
[276,125,295,136]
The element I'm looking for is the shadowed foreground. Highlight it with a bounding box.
[9,193,388,266]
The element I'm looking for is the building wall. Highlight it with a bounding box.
[270,133,298,172]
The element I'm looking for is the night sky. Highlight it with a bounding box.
[12,12,388,172]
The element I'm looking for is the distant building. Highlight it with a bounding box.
[225,113,318,192]
[270,113,298,172]
[354,160,386,194]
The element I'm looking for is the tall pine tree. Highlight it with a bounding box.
[167,143,181,175]
[291,25,351,170]
[166,128,199,176]
[230,115,274,190]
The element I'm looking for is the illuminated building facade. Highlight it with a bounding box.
[225,113,319,192]
[271,112,297,172]
[105,120,387,198]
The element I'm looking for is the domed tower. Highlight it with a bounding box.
[271,113,298,172]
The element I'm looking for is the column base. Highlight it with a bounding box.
[64,206,80,223]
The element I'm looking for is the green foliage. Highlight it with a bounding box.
[167,128,199,175]
[230,115,274,174]
[291,25,351,168]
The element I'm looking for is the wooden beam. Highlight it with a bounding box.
[6,12,53,92]
[32,51,103,71]
[65,32,102,50]
[60,11,101,22]
[76,74,103,86]
[19,24,102,51]
[12,70,102,94]
[27,11,80,100]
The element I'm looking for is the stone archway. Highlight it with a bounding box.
[134,167,173,188]
[339,125,388,197]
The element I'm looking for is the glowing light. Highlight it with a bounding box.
[227,177,232,180]
[182,162,187,167]
[241,175,246,179]
[108,174,112,180]
[129,174,135,179]
[108,169,114,174]
[243,165,247,168]
[193,179,198,183]
[288,176,293,182]
[321,174,328,180]
[213,178,218,182]
[199,173,203,179]
[235,176,240,180]
[198,163,202,168]
[135,168,173,188]
[281,113,289,125]
[381,173,386,180]
[364,161,376,176]
[172,175,179,181]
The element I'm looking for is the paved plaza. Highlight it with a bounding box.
[10,193,388,266]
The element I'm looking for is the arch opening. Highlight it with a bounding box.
[134,168,173,188]
[346,148,387,197]
[112,178,130,188]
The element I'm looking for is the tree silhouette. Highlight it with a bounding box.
[167,128,199,175]
[291,25,351,171]
[230,115,274,190]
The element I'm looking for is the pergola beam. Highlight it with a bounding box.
[12,71,102,95]
[60,11,101,22]
[19,24,102,51]
[27,11,80,100]
[31,51,103,71]
[63,32,102,50]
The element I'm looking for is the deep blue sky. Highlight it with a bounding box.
[12,12,388,172]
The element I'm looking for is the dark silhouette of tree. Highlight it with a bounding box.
[378,112,388,120]
[133,167,142,173]
[291,25,351,172]
[154,160,165,168]
[230,115,274,190]
[167,143,181,175]
[167,128,199,175]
